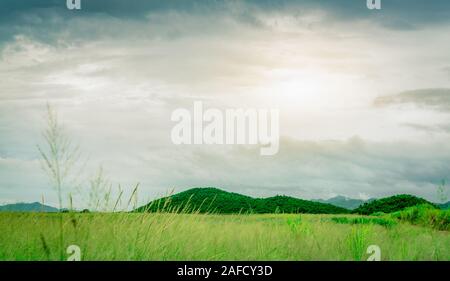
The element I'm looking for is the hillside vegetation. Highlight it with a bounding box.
[353,194,435,215]
[439,201,450,210]
[390,204,450,231]
[135,187,349,214]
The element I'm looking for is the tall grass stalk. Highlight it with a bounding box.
[37,104,80,260]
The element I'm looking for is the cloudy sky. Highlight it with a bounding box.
[0,0,449,207]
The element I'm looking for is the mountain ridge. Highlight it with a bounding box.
[0,202,59,212]
[312,195,373,210]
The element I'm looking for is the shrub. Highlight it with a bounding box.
[353,194,434,215]
[346,226,369,261]
[330,216,396,228]
[391,204,449,231]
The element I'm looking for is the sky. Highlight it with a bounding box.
[0,0,449,208]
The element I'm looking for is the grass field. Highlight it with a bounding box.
[0,212,448,261]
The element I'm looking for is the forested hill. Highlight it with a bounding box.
[353,194,436,215]
[135,187,349,214]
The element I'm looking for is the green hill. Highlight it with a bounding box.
[353,194,436,215]
[135,187,349,214]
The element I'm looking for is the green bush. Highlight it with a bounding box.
[346,226,369,261]
[353,194,435,215]
[391,204,449,231]
[330,216,396,228]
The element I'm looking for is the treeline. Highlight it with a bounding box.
[352,194,434,215]
[135,187,349,214]
[135,188,446,216]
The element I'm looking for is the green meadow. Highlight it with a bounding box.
[0,212,448,261]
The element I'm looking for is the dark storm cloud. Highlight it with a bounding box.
[374,88,450,112]
[1,0,450,45]
[2,0,450,20]
[302,0,450,30]
[0,0,261,46]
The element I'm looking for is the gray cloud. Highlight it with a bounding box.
[2,134,449,206]
[78,135,450,202]
[374,88,450,112]
[1,1,450,206]
[402,122,450,134]
[442,66,450,78]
